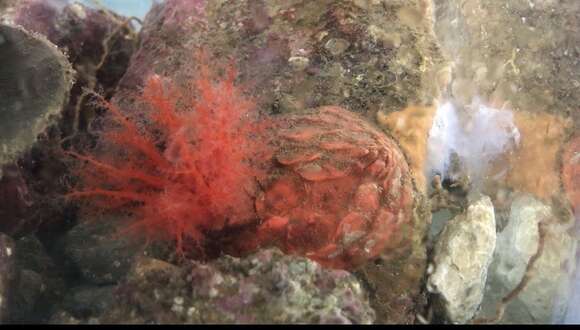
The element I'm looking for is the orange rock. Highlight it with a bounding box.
[377,106,437,193]
[501,111,572,200]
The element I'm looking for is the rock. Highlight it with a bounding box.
[477,194,577,323]
[10,269,45,323]
[0,233,56,323]
[499,111,572,201]
[0,0,138,237]
[100,249,375,324]
[49,310,82,325]
[427,195,496,324]
[562,134,580,215]
[433,0,578,202]
[108,1,438,322]
[61,285,116,319]
[13,235,65,322]
[64,216,146,285]
[116,0,445,117]
[0,24,73,176]
[8,0,136,104]
[14,235,57,275]
[0,165,33,235]
[433,0,580,121]
[564,255,580,324]
[0,234,17,323]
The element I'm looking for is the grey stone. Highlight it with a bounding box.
[0,233,17,323]
[12,235,66,323]
[10,269,44,322]
[0,234,49,323]
[477,195,577,323]
[62,285,116,319]
[100,249,375,324]
[0,24,73,177]
[64,216,145,285]
[427,195,497,323]
[433,0,580,121]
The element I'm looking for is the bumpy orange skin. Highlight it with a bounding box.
[562,135,580,216]
[252,106,414,269]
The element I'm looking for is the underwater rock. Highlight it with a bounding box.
[0,0,137,238]
[116,0,445,118]
[0,165,33,235]
[433,0,578,203]
[8,0,137,105]
[0,234,17,322]
[434,0,580,121]
[497,112,572,201]
[562,134,580,215]
[61,285,116,320]
[10,269,45,323]
[49,310,83,325]
[12,235,65,323]
[63,216,145,285]
[99,249,375,324]
[14,235,58,279]
[109,2,438,321]
[0,233,58,323]
[427,195,496,324]
[477,194,577,323]
[0,24,73,177]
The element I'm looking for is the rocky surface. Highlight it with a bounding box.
[10,0,137,131]
[108,0,440,323]
[476,195,577,324]
[434,0,580,119]
[0,24,73,174]
[0,233,64,323]
[0,24,73,176]
[0,234,17,322]
[562,135,580,215]
[61,285,116,319]
[92,249,375,324]
[117,0,446,119]
[0,0,137,237]
[12,235,66,323]
[1,1,440,324]
[63,215,146,285]
[2,0,576,325]
[427,195,496,323]
[433,0,578,201]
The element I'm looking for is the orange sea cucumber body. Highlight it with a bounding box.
[249,106,415,269]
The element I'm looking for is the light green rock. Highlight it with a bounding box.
[0,24,74,177]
